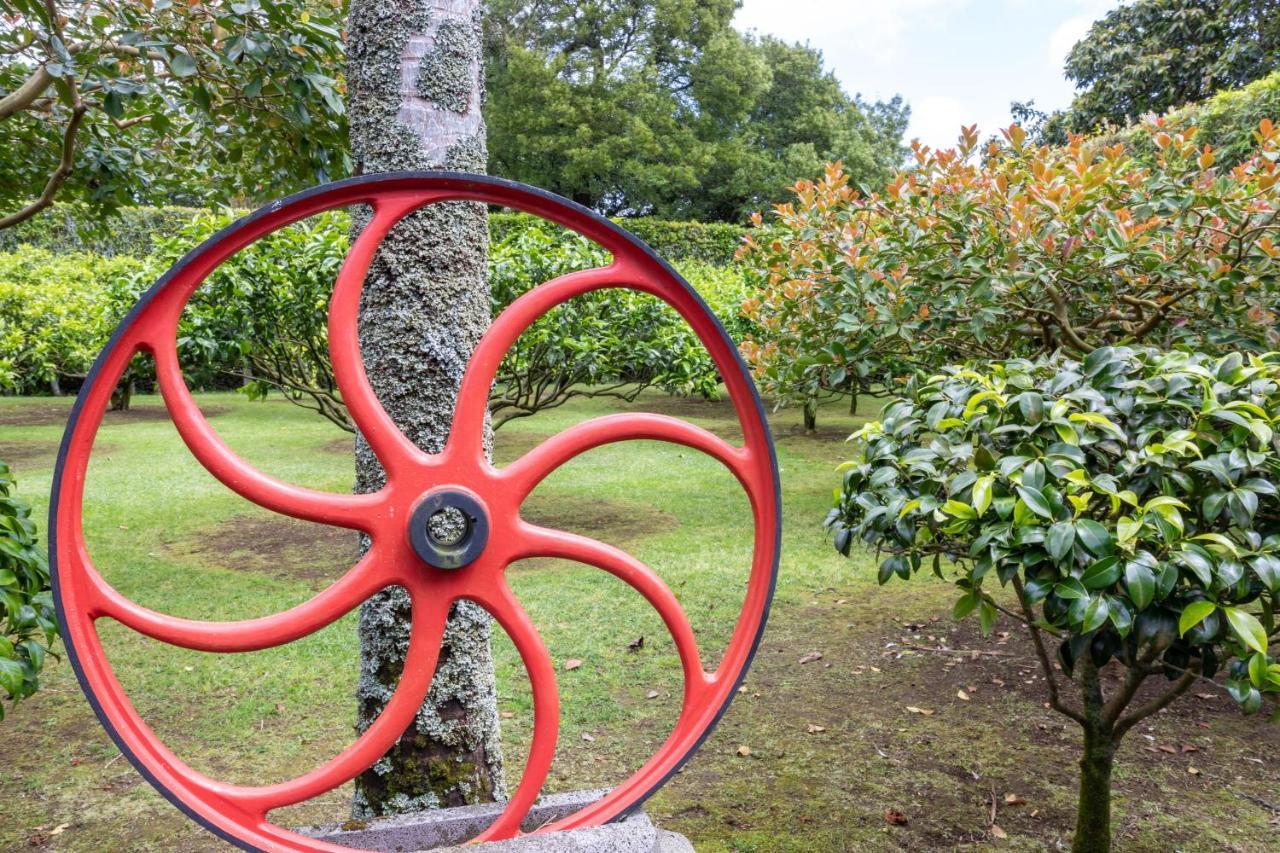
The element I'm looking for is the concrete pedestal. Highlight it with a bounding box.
[299,790,694,852]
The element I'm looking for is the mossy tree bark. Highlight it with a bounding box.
[1074,726,1116,853]
[346,0,505,817]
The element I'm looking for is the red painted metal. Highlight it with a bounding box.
[49,173,781,852]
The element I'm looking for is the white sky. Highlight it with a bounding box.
[735,0,1124,151]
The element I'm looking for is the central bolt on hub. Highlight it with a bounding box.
[409,489,490,570]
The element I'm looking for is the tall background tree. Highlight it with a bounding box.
[0,0,347,229]
[346,0,504,816]
[1015,0,1280,142]
[484,0,908,221]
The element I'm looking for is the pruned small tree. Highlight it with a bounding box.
[828,347,1280,852]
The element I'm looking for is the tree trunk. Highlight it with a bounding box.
[1073,726,1116,853]
[347,0,504,818]
[848,391,858,416]
[803,397,817,432]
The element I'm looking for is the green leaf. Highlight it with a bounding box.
[1074,519,1113,556]
[942,500,977,520]
[979,599,998,636]
[1081,556,1122,590]
[170,52,198,77]
[1124,560,1155,611]
[953,592,979,619]
[1046,520,1075,562]
[1179,601,1217,638]
[1248,652,1269,688]
[1224,607,1268,654]
[1016,485,1053,520]
[971,475,994,517]
[1082,596,1110,633]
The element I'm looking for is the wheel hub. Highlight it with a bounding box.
[409,489,490,570]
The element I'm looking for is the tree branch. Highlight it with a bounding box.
[0,66,53,120]
[1012,576,1086,725]
[1114,670,1197,738]
[0,98,86,230]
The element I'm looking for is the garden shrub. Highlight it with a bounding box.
[739,120,1280,419]
[0,460,55,721]
[0,249,151,395]
[4,205,746,266]
[830,346,1280,850]
[142,210,752,430]
[1101,70,1280,170]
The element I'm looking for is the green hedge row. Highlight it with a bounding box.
[0,205,746,266]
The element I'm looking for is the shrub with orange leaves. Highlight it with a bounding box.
[738,120,1280,412]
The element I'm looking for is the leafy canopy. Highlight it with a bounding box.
[831,347,1280,718]
[485,1,907,220]
[738,120,1280,410]
[0,0,347,230]
[1017,0,1280,142]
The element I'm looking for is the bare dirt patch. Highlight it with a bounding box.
[0,439,121,473]
[624,395,738,422]
[0,402,226,428]
[520,494,677,549]
[650,592,1280,851]
[169,513,358,588]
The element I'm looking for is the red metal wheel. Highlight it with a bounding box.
[49,174,781,851]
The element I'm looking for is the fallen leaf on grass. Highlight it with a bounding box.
[1188,767,1201,776]
[627,636,644,652]
[581,733,595,743]
[798,651,824,664]
[991,824,1008,839]
[1196,692,1216,700]
[806,723,826,734]
[884,809,908,826]
[1181,744,1198,753]
[737,745,752,757]
[1004,794,1026,806]
[906,706,935,716]
[646,690,660,700]
[563,659,582,671]
[1157,745,1177,754]
[957,690,970,701]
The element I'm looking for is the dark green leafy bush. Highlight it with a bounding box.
[144,209,752,430]
[3,205,746,266]
[0,461,55,721]
[830,346,1279,850]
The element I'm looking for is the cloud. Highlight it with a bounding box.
[735,0,958,64]
[1048,14,1095,70]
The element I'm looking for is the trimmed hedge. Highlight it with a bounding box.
[2,205,746,266]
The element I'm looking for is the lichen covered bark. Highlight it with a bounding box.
[346,0,504,817]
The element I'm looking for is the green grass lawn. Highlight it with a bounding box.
[1,391,1277,852]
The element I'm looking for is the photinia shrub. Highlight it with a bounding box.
[738,120,1280,420]
[0,460,56,721]
[829,346,1280,851]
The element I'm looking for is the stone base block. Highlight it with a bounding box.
[299,789,694,852]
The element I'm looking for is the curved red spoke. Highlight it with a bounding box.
[328,196,434,474]
[203,589,450,816]
[501,412,749,501]
[470,582,559,843]
[91,548,394,653]
[152,341,384,528]
[449,264,637,460]
[514,524,710,701]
